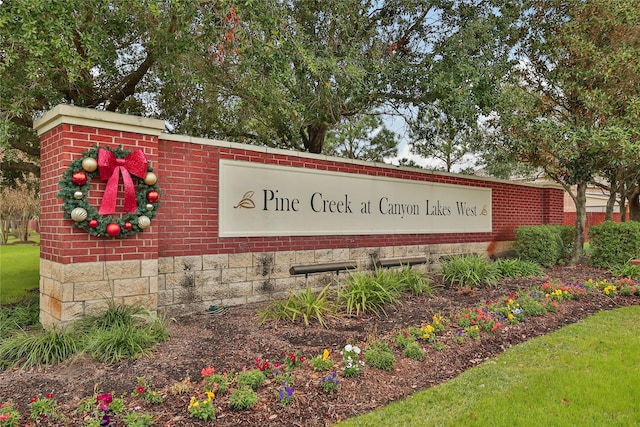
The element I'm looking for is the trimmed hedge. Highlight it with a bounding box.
[514,225,575,267]
[589,221,640,268]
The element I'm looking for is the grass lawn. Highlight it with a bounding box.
[338,305,640,427]
[0,241,40,304]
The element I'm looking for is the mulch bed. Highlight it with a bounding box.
[1,265,637,426]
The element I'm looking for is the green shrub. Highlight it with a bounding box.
[0,303,40,339]
[229,387,259,410]
[556,225,575,265]
[339,271,401,317]
[494,259,544,278]
[0,327,78,369]
[589,221,640,268]
[236,369,267,390]
[403,342,424,361]
[392,266,433,295]
[515,225,565,267]
[83,324,156,362]
[440,255,498,288]
[364,341,395,371]
[257,284,336,328]
[74,301,142,330]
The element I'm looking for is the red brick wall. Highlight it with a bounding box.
[40,112,564,263]
[563,212,621,241]
[156,138,564,258]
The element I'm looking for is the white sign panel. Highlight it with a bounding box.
[219,160,492,237]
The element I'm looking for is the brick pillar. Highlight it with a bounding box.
[34,105,165,326]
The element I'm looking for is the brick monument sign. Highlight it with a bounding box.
[36,105,563,326]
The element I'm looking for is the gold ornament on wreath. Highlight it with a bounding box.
[57,146,161,238]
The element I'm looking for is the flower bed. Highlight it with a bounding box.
[1,269,639,426]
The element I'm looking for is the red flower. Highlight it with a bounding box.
[96,393,112,405]
[30,396,38,403]
[201,366,215,378]
[136,387,145,394]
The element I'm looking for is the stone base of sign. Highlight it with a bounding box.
[40,239,510,325]
[39,258,158,327]
[156,240,512,318]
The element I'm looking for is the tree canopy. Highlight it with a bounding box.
[492,0,640,260]
[1,0,519,183]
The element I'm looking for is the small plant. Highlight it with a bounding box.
[236,368,267,390]
[283,351,305,370]
[518,292,551,316]
[610,263,640,279]
[341,344,364,377]
[494,258,544,278]
[321,372,341,394]
[394,331,414,350]
[83,324,156,363]
[254,357,271,371]
[229,387,259,411]
[131,377,163,404]
[465,325,481,340]
[28,393,59,420]
[122,411,154,427]
[617,278,640,296]
[274,371,294,386]
[169,378,193,396]
[0,326,78,369]
[0,401,20,427]
[420,324,437,342]
[201,366,229,394]
[276,382,295,406]
[188,392,216,421]
[79,392,125,427]
[440,254,499,288]
[256,284,336,327]
[364,340,395,371]
[403,341,425,360]
[393,266,433,295]
[455,307,503,334]
[310,348,335,371]
[339,270,401,316]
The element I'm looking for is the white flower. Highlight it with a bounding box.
[353,346,361,355]
[344,344,353,352]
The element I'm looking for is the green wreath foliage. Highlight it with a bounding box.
[57,146,160,238]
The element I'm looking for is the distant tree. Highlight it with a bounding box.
[0,177,39,244]
[324,115,398,162]
[407,1,519,173]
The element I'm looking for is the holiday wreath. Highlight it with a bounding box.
[57,146,160,238]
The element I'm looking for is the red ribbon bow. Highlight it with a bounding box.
[97,148,148,215]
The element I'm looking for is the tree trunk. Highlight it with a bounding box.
[303,124,328,154]
[571,182,587,263]
[605,190,616,221]
[628,186,640,221]
[619,194,627,222]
